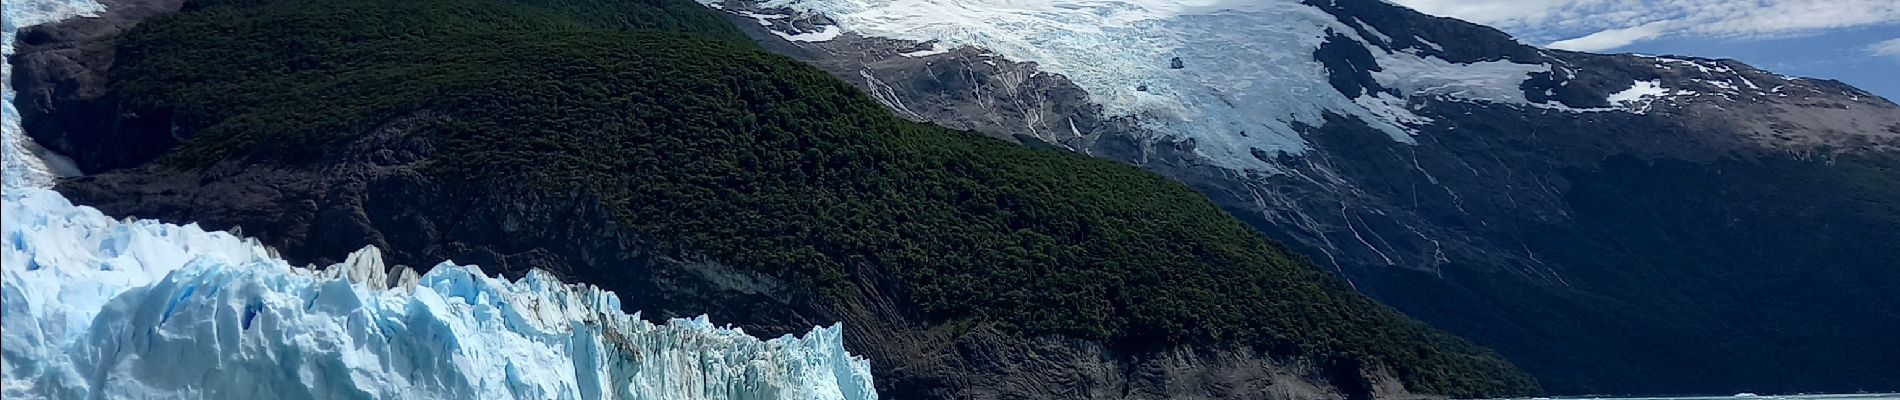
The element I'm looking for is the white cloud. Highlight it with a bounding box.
[1869,38,1900,61]
[1386,0,1900,51]
[1547,20,1673,51]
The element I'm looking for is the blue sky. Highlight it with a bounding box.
[1386,0,1900,101]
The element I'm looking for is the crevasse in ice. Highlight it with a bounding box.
[2,0,877,398]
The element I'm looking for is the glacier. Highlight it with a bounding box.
[719,0,1566,172]
[1,0,878,398]
[1,189,878,399]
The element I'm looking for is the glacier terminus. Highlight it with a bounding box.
[1,0,879,398]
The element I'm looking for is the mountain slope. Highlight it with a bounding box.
[10,0,1537,397]
[683,0,1900,394]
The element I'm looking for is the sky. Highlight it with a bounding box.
[1384,0,1900,102]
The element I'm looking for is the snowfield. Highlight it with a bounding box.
[721,0,1568,172]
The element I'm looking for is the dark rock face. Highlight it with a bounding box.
[1314,32,1389,99]
[696,0,1900,395]
[59,121,818,333]
[9,0,186,173]
[1303,0,1540,65]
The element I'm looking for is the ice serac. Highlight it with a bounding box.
[1,188,878,399]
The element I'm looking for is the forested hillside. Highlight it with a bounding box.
[29,0,1538,396]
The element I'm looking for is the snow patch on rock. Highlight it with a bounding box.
[1367,49,1548,105]
[734,8,845,42]
[1354,92,1431,128]
[1606,80,1700,114]
[899,42,950,57]
[776,24,842,41]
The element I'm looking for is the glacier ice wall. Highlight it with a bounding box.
[727,0,1560,172]
[1,188,879,400]
[3,1,876,399]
